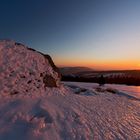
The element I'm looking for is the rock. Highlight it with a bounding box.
[43,74,57,87]
[0,40,61,95]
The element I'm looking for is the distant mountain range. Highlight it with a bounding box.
[59,67,94,75]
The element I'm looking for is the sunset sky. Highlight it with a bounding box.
[0,0,140,70]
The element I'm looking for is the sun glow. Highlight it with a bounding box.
[54,54,140,70]
[137,64,140,67]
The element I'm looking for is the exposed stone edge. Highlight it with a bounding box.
[27,47,61,79]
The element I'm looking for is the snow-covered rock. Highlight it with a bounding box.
[0,40,61,95]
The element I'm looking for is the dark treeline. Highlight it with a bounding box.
[62,75,140,86]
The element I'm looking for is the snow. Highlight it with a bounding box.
[0,82,140,140]
[106,84,140,99]
[65,82,140,99]
[0,40,140,140]
[0,40,60,97]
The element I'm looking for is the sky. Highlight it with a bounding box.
[0,0,140,70]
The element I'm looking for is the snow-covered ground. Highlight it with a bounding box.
[65,82,140,99]
[0,82,140,140]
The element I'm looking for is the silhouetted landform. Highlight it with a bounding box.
[60,67,93,75]
[61,69,140,86]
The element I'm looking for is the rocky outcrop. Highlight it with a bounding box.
[0,40,61,95]
[27,47,61,80]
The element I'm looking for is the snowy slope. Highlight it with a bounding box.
[0,82,140,140]
[0,40,140,140]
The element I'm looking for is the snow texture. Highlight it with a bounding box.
[0,40,140,140]
[0,40,61,97]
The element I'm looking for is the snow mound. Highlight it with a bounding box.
[0,40,61,95]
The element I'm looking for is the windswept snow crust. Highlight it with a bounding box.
[0,40,140,140]
[0,82,140,140]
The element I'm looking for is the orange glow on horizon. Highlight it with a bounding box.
[54,57,140,70]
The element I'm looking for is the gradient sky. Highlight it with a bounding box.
[0,0,140,70]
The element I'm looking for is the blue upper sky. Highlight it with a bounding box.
[0,0,140,69]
